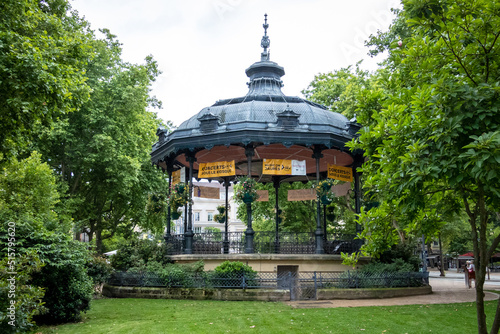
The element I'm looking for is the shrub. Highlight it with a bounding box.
[86,255,114,295]
[122,260,206,288]
[212,261,258,288]
[0,252,46,334]
[376,243,421,271]
[29,232,93,324]
[110,239,170,271]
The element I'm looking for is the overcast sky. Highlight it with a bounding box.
[70,0,400,127]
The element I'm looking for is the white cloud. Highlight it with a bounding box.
[71,0,399,126]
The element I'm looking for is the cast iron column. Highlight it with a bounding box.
[244,146,255,253]
[166,163,173,238]
[183,168,188,236]
[323,204,327,244]
[354,166,362,235]
[184,154,196,254]
[273,176,280,254]
[313,147,324,254]
[223,177,229,254]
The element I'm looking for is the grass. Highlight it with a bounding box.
[35,298,497,334]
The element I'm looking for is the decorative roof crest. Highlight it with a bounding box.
[261,14,270,61]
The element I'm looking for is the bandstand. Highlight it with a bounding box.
[151,15,367,272]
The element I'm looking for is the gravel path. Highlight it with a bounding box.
[286,270,500,308]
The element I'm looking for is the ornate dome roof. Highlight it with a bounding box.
[152,14,361,179]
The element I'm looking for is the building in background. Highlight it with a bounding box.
[172,181,245,234]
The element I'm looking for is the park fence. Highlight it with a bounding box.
[108,270,430,291]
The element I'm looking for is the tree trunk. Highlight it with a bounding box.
[95,227,103,254]
[490,298,500,334]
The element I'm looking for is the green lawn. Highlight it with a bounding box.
[35,298,496,334]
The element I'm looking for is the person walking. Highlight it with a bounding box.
[467,260,476,289]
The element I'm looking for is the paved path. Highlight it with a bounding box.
[287,270,500,308]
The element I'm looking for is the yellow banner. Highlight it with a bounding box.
[198,160,235,178]
[262,159,292,175]
[327,164,353,182]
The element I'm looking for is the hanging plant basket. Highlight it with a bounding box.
[171,211,181,220]
[315,179,335,204]
[169,182,189,213]
[320,195,332,205]
[242,193,255,203]
[235,176,258,203]
[214,205,227,224]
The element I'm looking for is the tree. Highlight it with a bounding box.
[302,63,381,121]
[0,0,93,160]
[235,181,357,234]
[349,1,500,333]
[0,152,93,325]
[38,31,168,253]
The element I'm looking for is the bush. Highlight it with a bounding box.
[0,223,93,325]
[361,258,415,274]
[0,252,46,334]
[110,239,170,271]
[29,231,93,324]
[109,260,207,288]
[212,261,258,288]
[376,243,421,271]
[86,255,114,295]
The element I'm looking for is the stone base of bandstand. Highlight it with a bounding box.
[169,254,372,272]
[102,285,432,302]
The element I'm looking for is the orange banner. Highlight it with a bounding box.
[327,164,353,182]
[198,160,235,178]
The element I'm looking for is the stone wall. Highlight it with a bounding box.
[318,285,432,300]
[103,284,290,301]
[103,284,431,302]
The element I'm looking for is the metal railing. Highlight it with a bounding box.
[165,231,362,255]
[108,271,429,290]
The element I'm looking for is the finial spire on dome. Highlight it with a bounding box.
[260,13,270,61]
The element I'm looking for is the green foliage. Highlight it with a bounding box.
[132,260,206,287]
[214,261,256,276]
[213,205,227,224]
[0,0,93,160]
[339,1,500,331]
[85,255,114,295]
[204,227,223,241]
[361,259,416,274]
[213,260,256,281]
[37,29,167,252]
[237,181,357,234]
[375,243,421,272]
[169,182,189,214]
[0,152,68,232]
[0,222,93,325]
[212,261,258,288]
[110,239,170,271]
[0,251,46,334]
[234,177,258,202]
[302,62,383,122]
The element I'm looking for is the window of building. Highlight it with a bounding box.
[194,212,200,221]
[194,226,202,233]
[207,212,214,221]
